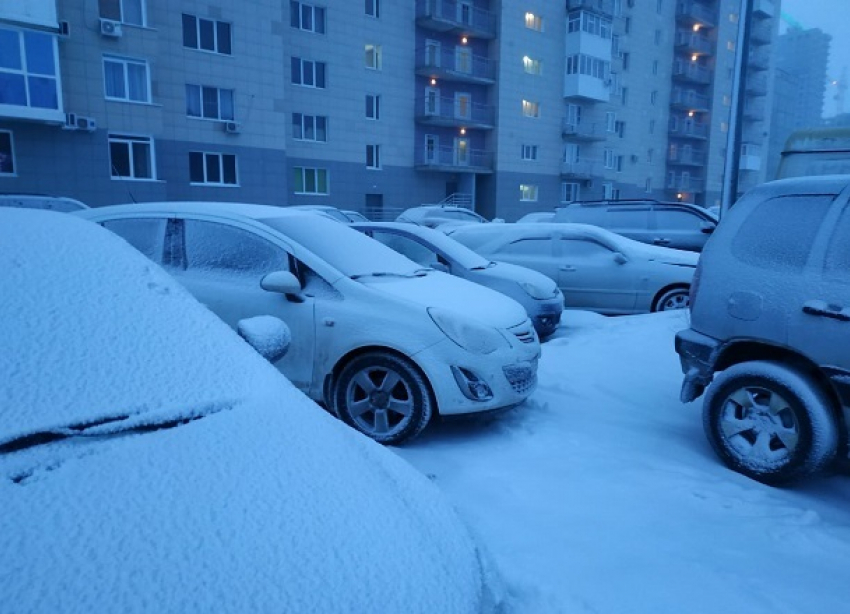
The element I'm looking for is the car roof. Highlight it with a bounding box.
[447,221,621,243]
[740,174,850,199]
[78,201,310,221]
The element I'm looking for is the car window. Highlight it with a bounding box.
[369,231,439,267]
[498,237,554,256]
[439,209,485,222]
[605,207,650,230]
[824,203,850,283]
[558,206,605,224]
[102,218,167,263]
[731,195,834,272]
[561,238,614,258]
[181,220,288,283]
[655,208,703,231]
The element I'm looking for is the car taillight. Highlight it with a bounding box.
[689,258,702,310]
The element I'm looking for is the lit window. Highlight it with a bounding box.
[293,167,329,195]
[366,144,381,169]
[292,113,327,142]
[523,56,542,75]
[104,55,150,103]
[108,133,154,180]
[524,12,543,31]
[189,151,238,186]
[0,131,15,175]
[727,40,735,51]
[522,100,540,118]
[182,14,232,55]
[290,2,326,34]
[185,84,234,120]
[520,184,538,201]
[365,44,382,70]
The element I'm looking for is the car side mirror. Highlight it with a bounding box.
[237,315,291,363]
[613,252,628,265]
[260,270,304,303]
[700,221,716,234]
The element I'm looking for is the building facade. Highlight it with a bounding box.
[0,0,780,217]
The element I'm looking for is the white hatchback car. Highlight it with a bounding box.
[446,222,698,315]
[78,202,540,444]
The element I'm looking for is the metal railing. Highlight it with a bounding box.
[676,1,716,25]
[673,60,712,84]
[415,0,497,37]
[674,30,713,54]
[415,95,495,126]
[670,88,710,110]
[562,119,607,140]
[560,160,598,177]
[414,46,497,82]
[415,146,494,170]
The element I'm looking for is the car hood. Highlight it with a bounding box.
[358,271,528,329]
[472,261,561,298]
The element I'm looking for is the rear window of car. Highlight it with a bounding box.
[731,194,835,272]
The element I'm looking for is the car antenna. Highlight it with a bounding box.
[111,164,138,203]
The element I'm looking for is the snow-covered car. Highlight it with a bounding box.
[342,209,369,222]
[287,203,351,222]
[353,222,564,338]
[78,202,540,444]
[675,175,850,484]
[0,208,501,613]
[445,222,698,315]
[397,204,489,228]
[0,193,88,212]
[516,211,555,223]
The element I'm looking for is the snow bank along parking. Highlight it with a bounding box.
[77,202,541,444]
[0,208,501,613]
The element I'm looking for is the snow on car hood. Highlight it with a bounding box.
[358,271,529,329]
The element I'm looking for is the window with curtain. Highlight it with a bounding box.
[103,56,150,103]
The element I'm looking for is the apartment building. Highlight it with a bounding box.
[0,0,779,216]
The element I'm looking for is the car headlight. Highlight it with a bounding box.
[519,281,555,300]
[428,307,509,355]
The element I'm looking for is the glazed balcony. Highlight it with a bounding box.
[415,46,497,84]
[415,0,497,40]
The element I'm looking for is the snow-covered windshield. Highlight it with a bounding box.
[400,226,492,270]
[260,215,423,278]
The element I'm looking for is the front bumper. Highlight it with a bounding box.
[530,298,564,338]
[674,328,721,403]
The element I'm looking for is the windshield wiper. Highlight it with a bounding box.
[351,269,429,280]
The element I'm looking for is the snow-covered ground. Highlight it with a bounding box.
[396,310,850,614]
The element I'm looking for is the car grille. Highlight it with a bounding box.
[509,320,538,344]
[503,362,537,395]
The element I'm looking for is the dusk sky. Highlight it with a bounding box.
[779,0,849,116]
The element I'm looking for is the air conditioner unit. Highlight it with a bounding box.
[223,121,242,134]
[100,18,123,38]
[76,116,97,132]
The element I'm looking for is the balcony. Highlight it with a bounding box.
[415,0,497,40]
[562,119,608,141]
[673,60,712,85]
[567,0,615,16]
[752,0,775,18]
[415,146,494,173]
[669,120,709,139]
[668,148,706,166]
[670,88,710,112]
[748,48,770,71]
[415,47,497,84]
[414,95,495,129]
[747,73,768,96]
[674,30,714,55]
[667,173,705,191]
[564,74,611,102]
[560,159,598,178]
[750,21,772,46]
[675,1,716,28]
[743,99,765,120]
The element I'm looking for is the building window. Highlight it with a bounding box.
[290,2,326,33]
[292,113,327,142]
[727,40,735,52]
[189,151,238,186]
[366,144,381,169]
[109,134,154,180]
[182,14,232,55]
[566,54,610,79]
[616,155,624,172]
[650,90,658,105]
[366,0,380,18]
[99,0,146,26]
[649,119,655,134]
[291,57,326,88]
[293,167,329,194]
[603,182,614,199]
[624,17,631,33]
[604,148,615,169]
[0,28,60,112]
[652,60,658,75]
[621,87,628,105]
[656,0,663,12]
[0,131,15,175]
[561,182,580,203]
[723,94,731,106]
[523,56,542,75]
[606,112,616,132]
[615,120,625,138]
[654,29,661,44]
[522,100,540,118]
[103,55,150,103]
[454,92,471,119]
[366,94,380,119]
[521,145,538,160]
[621,52,630,70]
[721,121,729,133]
[365,44,382,70]
[567,11,612,39]
[524,12,543,31]
[186,84,234,120]
[520,184,538,201]
[645,178,652,193]
[456,47,472,73]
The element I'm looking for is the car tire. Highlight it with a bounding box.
[332,352,433,445]
[652,286,690,312]
[702,361,839,485]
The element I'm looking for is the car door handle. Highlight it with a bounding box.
[653,238,671,245]
[559,265,576,272]
[802,300,850,322]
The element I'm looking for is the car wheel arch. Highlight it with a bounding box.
[651,283,690,312]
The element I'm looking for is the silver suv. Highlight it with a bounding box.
[675,176,850,484]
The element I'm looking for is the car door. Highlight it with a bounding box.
[556,236,637,313]
[653,206,715,251]
[605,206,653,245]
[169,217,317,391]
[787,196,850,368]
